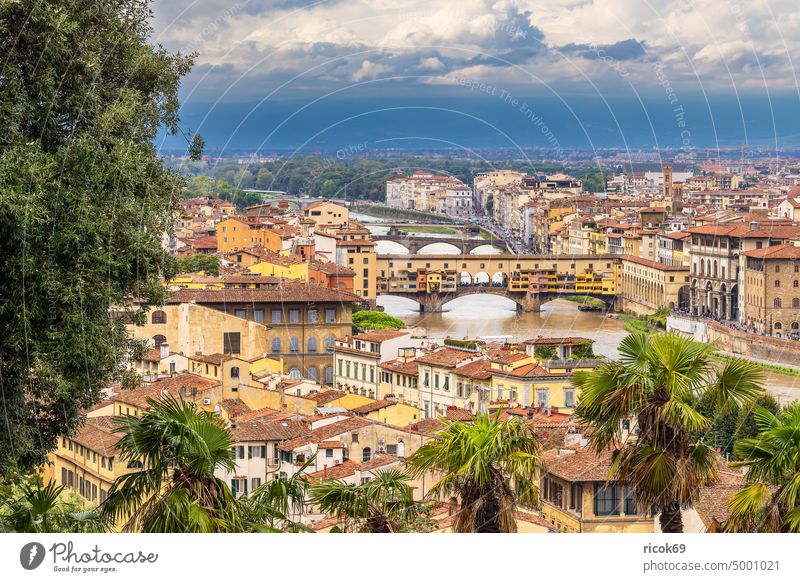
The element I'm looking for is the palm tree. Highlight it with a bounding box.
[309,469,418,532]
[101,395,242,532]
[574,332,764,533]
[405,412,539,533]
[0,476,107,533]
[727,402,800,532]
[239,462,312,532]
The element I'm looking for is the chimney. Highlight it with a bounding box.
[750,221,758,231]
[160,342,170,360]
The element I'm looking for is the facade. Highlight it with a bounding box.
[620,255,690,314]
[303,201,349,227]
[333,329,412,398]
[742,243,800,336]
[216,217,282,254]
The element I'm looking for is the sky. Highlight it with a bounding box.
[151,0,800,153]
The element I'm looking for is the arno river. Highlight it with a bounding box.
[362,217,800,405]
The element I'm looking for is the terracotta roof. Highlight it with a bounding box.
[230,419,308,442]
[305,459,361,484]
[407,418,445,435]
[352,399,396,414]
[491,362,562,379]
[693,469,746,529]
[621,254,689,271]
[359,454,402,471]
[379,359,419,376]
[305,390,345,405]
[445,407,474,421]
[453,359,492,380]
[189,353,236,365]
[352,329,409,342]
[70,417,123,456]
[415,348,479,368]
[277,417,372,451]
[142,349,161,362]
[540,445,615,482]
[113,374,219,409]
[491,352,529,364]
[237,406,280,422]
[743,243,800,260]
[524,337,593,346]
[165,284,358,304]
[317,440,344,449]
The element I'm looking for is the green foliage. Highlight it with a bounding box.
[574,332,765,532]
[533,346,557,360]
[309,469,419,532]
[727,403,800,532]
[188,133,205,161]
[352,311,404,333]
[695,392,780,458]
[0,0,193,475]
[101,395,241,532]
[406,413,540,533]
[444,338,478,350]
[175,254,220,276]
[583,170,608,193]
[0,475,107,533]
[571,342,596,360]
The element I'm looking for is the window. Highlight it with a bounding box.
[564,388,575,408]
[536,388,548,408]
[324,366,333,384]
[289,336,299,353]
[153,334,167,347]
[231,366,240,379]
[237,446,245,459]
[308,309,318,323]
[271,309,282,324]
[423,371,430,387]
[234,308,247,319]
[308,337,318,353]
[775,280,781,288]
[569,483,583,512]
[775,298,782,308]
[325,308,336,323]
[288,367,303,380]
[794,298,800,308]
[151,310,166,324]
[223,332,241,355]
[351,433,359,444]
[271,337,282,354]
[307,366,318,381]
[362,447,372,462]
[624,486,638,515]
[251,478,262,491]
[325,336,335,353]
[289,309,300,324]
[254,309,264,324]
[325,448,334,458]
[594,483,620,516]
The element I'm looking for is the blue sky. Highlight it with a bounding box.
[151,0,800,152]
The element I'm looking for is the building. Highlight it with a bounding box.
[333,329,413,398]
[620,255,690,314]
[303,201,349,227]
[742,243,800,336]
[539,445,653,533]
[216,217,282,254]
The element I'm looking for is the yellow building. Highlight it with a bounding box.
[303,200,350,227]
[378,349,420,402]
[246,254,309,280]
[539,445,654,533]
[216,217,282,254]
[351,398,421,427]
[620,255,690,315]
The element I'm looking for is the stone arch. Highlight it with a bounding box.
[459,271,472,285]
[417,241,462,255]
[491,271,508,286]
[473,271,490,285]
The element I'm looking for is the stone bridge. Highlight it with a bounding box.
[383,285,615,313]
[373,226,509,254]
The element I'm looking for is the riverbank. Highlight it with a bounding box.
[357,204,462,223]
[712,352,800,378]
[563,295,605,308]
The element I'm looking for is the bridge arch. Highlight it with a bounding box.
[417,241,462,255]
[374,240,411,255]
[470,244,505,255]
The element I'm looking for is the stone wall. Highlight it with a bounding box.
[668,315,800,364]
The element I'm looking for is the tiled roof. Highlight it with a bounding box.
[415,348,478,368]
[230,419,309,442]
[305,459,361,484]
[305,390,345,405]
[540,445,616,482]
[352,329,409,342]
[352,399,396,414]
[189,353,236,365]
[359,454,402,471]
[277,416,372,451]
[165,284,359,304]
[70,417,123,456]
[693,469,746,529]
[379,359,419,376]
[524,337,593,346]
[743,243,800,260]
[113,374,219,409]
[453,358,492,380]
[621,254,689,271]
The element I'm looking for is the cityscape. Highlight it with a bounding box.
[3,3,800,576]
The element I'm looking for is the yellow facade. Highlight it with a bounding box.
[246,259,309,281]
[217,217,282,254]
[361,401,420,427]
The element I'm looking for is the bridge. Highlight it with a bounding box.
[376,253,621,312]
[372,225,510,255]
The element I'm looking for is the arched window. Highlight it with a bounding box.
[306,366,318,381]
[307,337,318,353]
[271,337,281,354]
[794,298,800,308]
[289,336,299,353]
[775,298,782,308]
[712,261,718,278]
[230,367,239,379]
[362,447,371,462]
[151,310,167,324]
[325,336,335,353]
[775,280,781,288]
[774,322,782,330]
[153,334,167,347]
[324,366,333,384]
[288,367,303,380]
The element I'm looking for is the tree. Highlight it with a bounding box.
[351,311,405,334]
[695,392,780,458]
[176,254,220,276]
[309,469,418,532]
[0,475,107,533]
[574,333,764,532]
[238,465,312,532]
[0,0,193,476]
[101,396,241,532]
[533,346,557,360]
[406,413,540,533]
[583,170,607,193]
[727,402,800,532]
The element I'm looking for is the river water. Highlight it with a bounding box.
[364,213,800,404]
